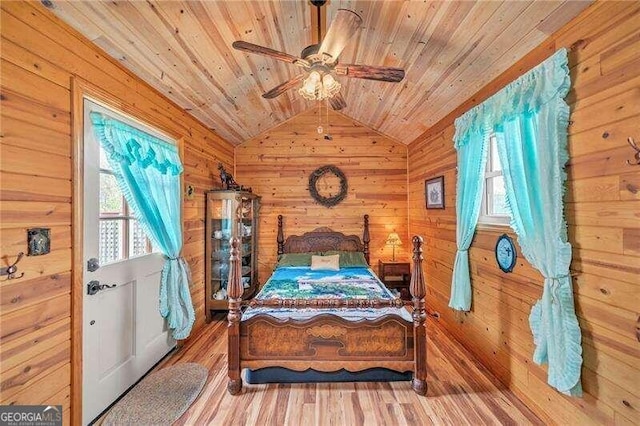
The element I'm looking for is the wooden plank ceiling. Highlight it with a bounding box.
[48,0,591,145]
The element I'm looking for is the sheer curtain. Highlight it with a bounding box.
[452,49,582,395]
[450,130,488,311]
[91,113,195,340]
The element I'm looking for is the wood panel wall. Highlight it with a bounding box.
[407,2,640,424]
[0,1,233,421]
[235,108,408,284]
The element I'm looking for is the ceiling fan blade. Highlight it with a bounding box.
[329,92,347,111]
[335,64,405,82]
[232,40,301,64]
[319,9,362,63]
[262,74,306,99]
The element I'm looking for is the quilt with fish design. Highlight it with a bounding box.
[242,266,412,322]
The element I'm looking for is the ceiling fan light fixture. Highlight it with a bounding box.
[299,70,342,101]
[322,73,341,98]
[299,70,322,100]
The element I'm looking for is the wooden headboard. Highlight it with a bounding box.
[276,215,370,264]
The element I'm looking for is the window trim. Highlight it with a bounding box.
[478,134,510,226]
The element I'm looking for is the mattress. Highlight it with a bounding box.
[242,266,412,322]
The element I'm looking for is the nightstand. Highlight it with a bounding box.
[378,260,411,300]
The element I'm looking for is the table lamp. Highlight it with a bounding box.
[385,232,402,262]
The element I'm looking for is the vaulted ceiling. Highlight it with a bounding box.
[49,0,591,145]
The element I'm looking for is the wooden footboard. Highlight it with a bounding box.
[226,218,427,396]
[240,314,414,373]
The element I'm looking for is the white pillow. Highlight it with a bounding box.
[310,254,340,271]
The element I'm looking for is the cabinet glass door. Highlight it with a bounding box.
[209,197,234,301]
[205,190,260,318]
[239,196,254,292]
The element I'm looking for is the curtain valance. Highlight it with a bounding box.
[454,48,570,148]
[90,113,183,176]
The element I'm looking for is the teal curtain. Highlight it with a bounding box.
[450,129,489,310]
[90,112,195,340]
[452,49,582,395]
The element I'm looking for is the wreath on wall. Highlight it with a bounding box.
[308,165,348,207]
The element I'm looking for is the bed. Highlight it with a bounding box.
[226,214,427,395]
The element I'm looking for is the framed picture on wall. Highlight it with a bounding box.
[425,176,445,209]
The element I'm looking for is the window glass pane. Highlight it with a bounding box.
[99,219,124,264]
[484,177,493,215]
[489,138,502,172]
[100,172,124,215]
[100,146,111,170]
[129,219,151,257]
[488,176,509,216]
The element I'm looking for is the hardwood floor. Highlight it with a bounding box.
[152,315,541,425]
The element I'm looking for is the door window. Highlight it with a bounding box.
[99,146,152,264]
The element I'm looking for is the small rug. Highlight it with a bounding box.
[103,363,208,425]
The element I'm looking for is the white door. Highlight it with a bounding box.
[82,99,175,424]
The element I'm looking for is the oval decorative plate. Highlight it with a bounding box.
[495,233,517,273]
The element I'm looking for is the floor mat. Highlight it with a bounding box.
[103,363,208,425]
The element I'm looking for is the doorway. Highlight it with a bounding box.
[75,91,177,424]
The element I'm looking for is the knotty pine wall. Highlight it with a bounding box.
[408,2,639,424]
[236,108,408,284]
[0,1,233,417]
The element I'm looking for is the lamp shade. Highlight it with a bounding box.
[298,71,322,100]
[385,232,402,246]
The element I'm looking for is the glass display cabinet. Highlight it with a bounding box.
[205,190,260,319]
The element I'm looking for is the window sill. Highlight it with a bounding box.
[476,222,511,232]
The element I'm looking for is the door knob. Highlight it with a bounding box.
[87,280,117,295]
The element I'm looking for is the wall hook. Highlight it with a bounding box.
[1,252,25,280]
[627,137,640,165]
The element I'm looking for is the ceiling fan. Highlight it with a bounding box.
[232,5,405,111]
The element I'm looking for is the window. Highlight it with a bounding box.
[479,135,510,225]
[99,146,153,264]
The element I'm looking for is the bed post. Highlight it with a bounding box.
[277,215,284,256]
[410,236,427,395]
[363,214,370,264]
[227,236,243,395]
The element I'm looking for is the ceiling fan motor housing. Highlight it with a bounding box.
[300,44,336,76]
[301,44,321,60]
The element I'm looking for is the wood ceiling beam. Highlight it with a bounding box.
[310,3,327,45]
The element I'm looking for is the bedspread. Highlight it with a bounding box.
[242,266,412,322]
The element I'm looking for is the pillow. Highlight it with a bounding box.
[276,252,315,267]
[310,254,340,271]
[323,250,368,267]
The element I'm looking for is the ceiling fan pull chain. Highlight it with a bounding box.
[326,97,329,129]
[317,99,323,134]
[323,97,333,140]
